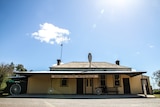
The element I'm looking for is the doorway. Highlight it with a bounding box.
[85,78,93,94]
[123,78,131,94]
[77,78,83,94]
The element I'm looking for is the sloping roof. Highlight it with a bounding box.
[15,62,146,77]
[50,62,131,71]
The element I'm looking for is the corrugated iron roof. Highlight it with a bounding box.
[51,62,130,69]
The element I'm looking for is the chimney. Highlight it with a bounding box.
[57,59,61,65]
[115,60,120,65]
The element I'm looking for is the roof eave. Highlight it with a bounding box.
[14,71,146,77]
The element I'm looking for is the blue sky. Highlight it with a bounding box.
[0,0,160,88]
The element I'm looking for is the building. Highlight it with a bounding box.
[14,58,152,95]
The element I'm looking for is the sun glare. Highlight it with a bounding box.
[109,0,127,7]
[102,0,135,9]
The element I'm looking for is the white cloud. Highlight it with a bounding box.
[32,23,70,44]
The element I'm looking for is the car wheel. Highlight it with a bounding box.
[10,84,21,95]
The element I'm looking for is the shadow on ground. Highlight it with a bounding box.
[3,94,155,99]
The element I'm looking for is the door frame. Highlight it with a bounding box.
[76,78,83,94]
[85,78,93,94]
[123,78,131,94]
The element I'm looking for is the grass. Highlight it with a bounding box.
[154,94,160,98]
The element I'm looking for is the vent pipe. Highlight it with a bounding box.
[115,60,120,65]
[57,59,61,65]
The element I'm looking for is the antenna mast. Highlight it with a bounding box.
[60,44,63,61]
[88,53,92,68]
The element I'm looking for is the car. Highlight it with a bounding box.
[2,76,28,95]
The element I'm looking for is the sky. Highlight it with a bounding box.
[0,0,160,88]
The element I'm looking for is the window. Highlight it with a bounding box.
[90,79,93,87]
[101,80,105,86]
[100,75,106,87]
[86,79,93,87]
[101,74,105,79]
[115,80,120,86]
[114,74,120,86]
[86,79,88,86]
[61,78,68,87]
[115,74,119,79]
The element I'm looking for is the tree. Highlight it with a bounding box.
[16,64,27,71]
[0,63,14,90]
[158,81,160,88]
[153,70,160,88]
[9,62,15,71]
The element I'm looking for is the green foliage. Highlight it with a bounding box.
[0,78,7,89]
[16,64,27,71]
[158,81,160,88]
[153,70,160,88]
[153,89,160,94]
[0,63,14,90]
[0,62,27,90]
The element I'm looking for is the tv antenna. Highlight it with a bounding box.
[88,53,92,68]
[60,44,63,61]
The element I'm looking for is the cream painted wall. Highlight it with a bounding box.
[27,74,151,95]
[106,75,114,87]
[130,75,143,94]
[28,75,77,94]
[106,74,147,94]
[27,75,51,94]
[93,78,99,94]
[52,78,76,94]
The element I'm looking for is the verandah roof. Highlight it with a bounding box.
[15,70,146,77]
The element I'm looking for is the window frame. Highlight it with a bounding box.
[61,78,68,87]
[86,78,93,87]
[100,74,106,87]
[114,74,120,87]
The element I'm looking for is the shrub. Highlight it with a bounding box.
[153,89,160,94]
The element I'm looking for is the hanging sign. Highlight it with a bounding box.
[51,74,99,78]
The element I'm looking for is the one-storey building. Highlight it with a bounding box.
[14,57,152,95]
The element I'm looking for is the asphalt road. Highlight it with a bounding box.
[0,98,160,107]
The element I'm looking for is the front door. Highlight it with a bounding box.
[123,78,131,94]
[77,78,83,94]
[85,78,93,94]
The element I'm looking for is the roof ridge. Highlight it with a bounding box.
[51,61,131,69]
[70,61,113,63]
